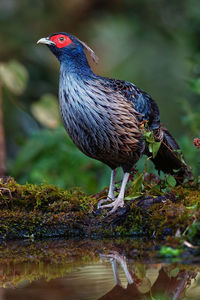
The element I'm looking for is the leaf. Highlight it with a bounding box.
[0,60,28,94]
[166,175,176,187]
[143,130,154,143]
[169,267,179,277]
[131,171,144,194]
[128,157,151,199]
[186,204,197,210]
[173,149,186,165]
[125,195,141,200]
[31,93,60,128]
[143,129,161,158]
[148,144,153,154]
[152,141,161,158]
[159,246,182,257]
[188,78,200,95]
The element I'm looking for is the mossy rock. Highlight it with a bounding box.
[0,177,199,242]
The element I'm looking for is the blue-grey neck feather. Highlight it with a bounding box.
[56,43,94,77]
[59,69,111,156]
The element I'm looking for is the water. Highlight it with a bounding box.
[0,238,199,300]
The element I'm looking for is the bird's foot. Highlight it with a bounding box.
[97,197,113,209]
[97,197,124,215]
[100,251,133,285]
[100,251,125,263]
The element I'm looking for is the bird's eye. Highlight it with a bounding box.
[50,34,72,48]
[59,37,65,42]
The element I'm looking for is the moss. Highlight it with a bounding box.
[0,177,200,242]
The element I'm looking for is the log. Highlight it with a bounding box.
[0,177,199,243]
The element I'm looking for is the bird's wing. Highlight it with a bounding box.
[100,77,160,130]
[95,77,192,181]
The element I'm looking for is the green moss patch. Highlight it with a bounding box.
[0,177,200,242]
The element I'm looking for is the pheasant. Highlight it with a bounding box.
[37,33,191,214]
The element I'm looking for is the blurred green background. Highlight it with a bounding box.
[0,0,199,193]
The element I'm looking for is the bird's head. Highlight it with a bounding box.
[37,32,98,66]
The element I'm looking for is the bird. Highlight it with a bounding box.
[37,32,191,214]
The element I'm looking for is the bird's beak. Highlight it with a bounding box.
[37,37,55,46]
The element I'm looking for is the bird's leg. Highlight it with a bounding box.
[100,252,122,286]
[98,172,130,214]
[108,169,116,199]
[100,251,133,285]
[97,169,116,208]
[110,257,122,286]
[117,255,133,285]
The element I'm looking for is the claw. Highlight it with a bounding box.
[98,197,124,215]
[97,172,129,215]
[97,197,113,209]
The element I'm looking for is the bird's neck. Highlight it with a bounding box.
[59,59,97,106]
[60,54,94,77]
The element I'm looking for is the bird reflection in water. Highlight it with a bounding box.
[99,251,193,300]
[0,242,199,300]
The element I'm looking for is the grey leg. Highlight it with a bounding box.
[119,256,133,285]
[98,172,130,214]
[97,169,116,208]
[100,252,133,285]
[108,169,116,199]
[110,257,122,286]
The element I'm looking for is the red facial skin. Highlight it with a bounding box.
[50,34,72,48]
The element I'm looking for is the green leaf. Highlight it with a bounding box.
[131,171,144,194]
[0,60,28,94]
[173,149,186,165]
[159,246,182,257]
[166,175,176,187]
[143,130,154,143]
[186,204,197,210]
[169,267,179,277]
[152,141,161,158]
[148,143,153,153]
[188,78,200,95]
[143,129,161,158]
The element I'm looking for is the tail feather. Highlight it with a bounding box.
[146,125,192,184]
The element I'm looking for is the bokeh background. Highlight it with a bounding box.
[0,0,199,193]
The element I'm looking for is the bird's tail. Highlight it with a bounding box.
[146,125,192,184]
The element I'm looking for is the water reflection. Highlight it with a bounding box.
[100,252,196,299]
[0,239,199,300]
